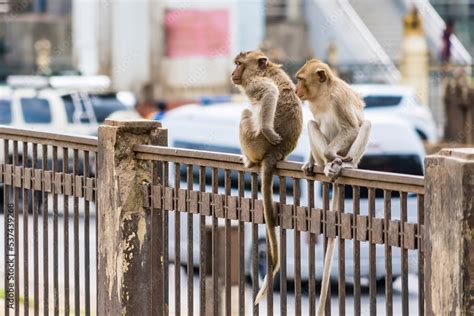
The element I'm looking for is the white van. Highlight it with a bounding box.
[161,102,424,283]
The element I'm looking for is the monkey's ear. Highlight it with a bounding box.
[258,57,268,70]
[316,69,327,83]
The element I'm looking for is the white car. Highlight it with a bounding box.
[352,84,438,143]
[161,102,424,283]
[0,76,130,136]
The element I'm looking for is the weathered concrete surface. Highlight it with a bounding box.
[97,120,166,315]
[425,148,474,315]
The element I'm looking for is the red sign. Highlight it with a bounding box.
[165,9,230,58]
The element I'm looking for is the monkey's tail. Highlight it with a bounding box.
[254,156,280,306]
[317,190,339,316]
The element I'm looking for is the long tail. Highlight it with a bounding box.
[317,190,339,316]
[254,156,279,305]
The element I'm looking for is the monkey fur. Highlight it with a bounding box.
[232,50,303,305]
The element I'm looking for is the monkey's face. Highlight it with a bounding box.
[232,51,269,86]
[295,60,330,101]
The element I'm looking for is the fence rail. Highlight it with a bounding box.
[2,122,473,315]
[0,126,98,315]
[132,139,425,315]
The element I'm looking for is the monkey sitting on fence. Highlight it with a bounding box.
[295,59,371,315]
[231,50,303,305]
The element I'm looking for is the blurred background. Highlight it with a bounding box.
[0,0,473,147]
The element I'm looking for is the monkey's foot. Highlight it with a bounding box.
[302,161,315,177]
[242,156,256,169]
[261,128,282,145]
[324,158,343,180]
[324,158,356,180]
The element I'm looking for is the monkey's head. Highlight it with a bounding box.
[295,59,333,101]
[232,50,270,86]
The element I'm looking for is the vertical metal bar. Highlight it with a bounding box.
[3,140,10,316]
[238,171,245,316]
[211,167,218,316]
[368,188,376,316]
[251,173,259,316]
[42,144,49,315]
[279,176,287,316]
[384,190,393,316]
[152,160,163,315]
[307,180,316,315]
[417,194,425,316]
[337,184,345,316]
[401,191,408,316]
[73,149,80,315]
[13,141,19,315]
[322,182,331,315]
[63,147,70,315]
[224,169,231,316]
[22,141,29,315]
[83,151,90,316]
[186,165,194,316]
[53,146,59,316]
[32,143,39,315]
[352,186,361,316]
[94,152,98,316]
[199,166,206,316]
[294,178,301,316]
[174,163,181,316]
[163,161,169,316]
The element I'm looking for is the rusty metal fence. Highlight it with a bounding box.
[135,143,425,315]
[0,126,97,315]
[0,123,427,315]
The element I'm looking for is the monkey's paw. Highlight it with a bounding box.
[262,128,282,145]
[324,158,343,180]
[241,109,252,120]
[302,161,315,177]
[242,156,256,169]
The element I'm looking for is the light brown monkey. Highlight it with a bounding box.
[232,50,303,305]
[295,59,371,315]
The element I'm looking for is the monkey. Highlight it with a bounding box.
[294,59,371,315]
[231,50,303,305]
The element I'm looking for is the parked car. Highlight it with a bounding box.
[0,76,128,210]
[352,84,438,143]
[160,102,424,284]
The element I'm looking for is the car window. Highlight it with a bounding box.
[363,96,402,108]
[62,95,90,124]
[0,99,12,124]
[90,94,127,123]
[20,97,52,123]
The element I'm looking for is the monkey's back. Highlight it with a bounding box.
[271,68,303,160]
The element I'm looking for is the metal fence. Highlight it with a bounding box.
[134,143,425,315]
[0,126,97,315]
[0,123,427,315]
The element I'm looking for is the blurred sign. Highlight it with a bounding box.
[165,9,229,58]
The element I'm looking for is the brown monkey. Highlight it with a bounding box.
[232,50,303,305]
[295,59,371,178]
[295,59,371,315]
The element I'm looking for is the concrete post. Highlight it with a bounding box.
[97,119,166,315]
[425,148,474,315]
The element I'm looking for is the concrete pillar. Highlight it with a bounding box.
[425,148,474,315]
[97,119,166,315]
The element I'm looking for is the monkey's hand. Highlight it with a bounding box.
[241,108,252,120]
[302,160,315,177]
[260,127,282,145]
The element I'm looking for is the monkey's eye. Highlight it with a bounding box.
[235,61,241,66]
